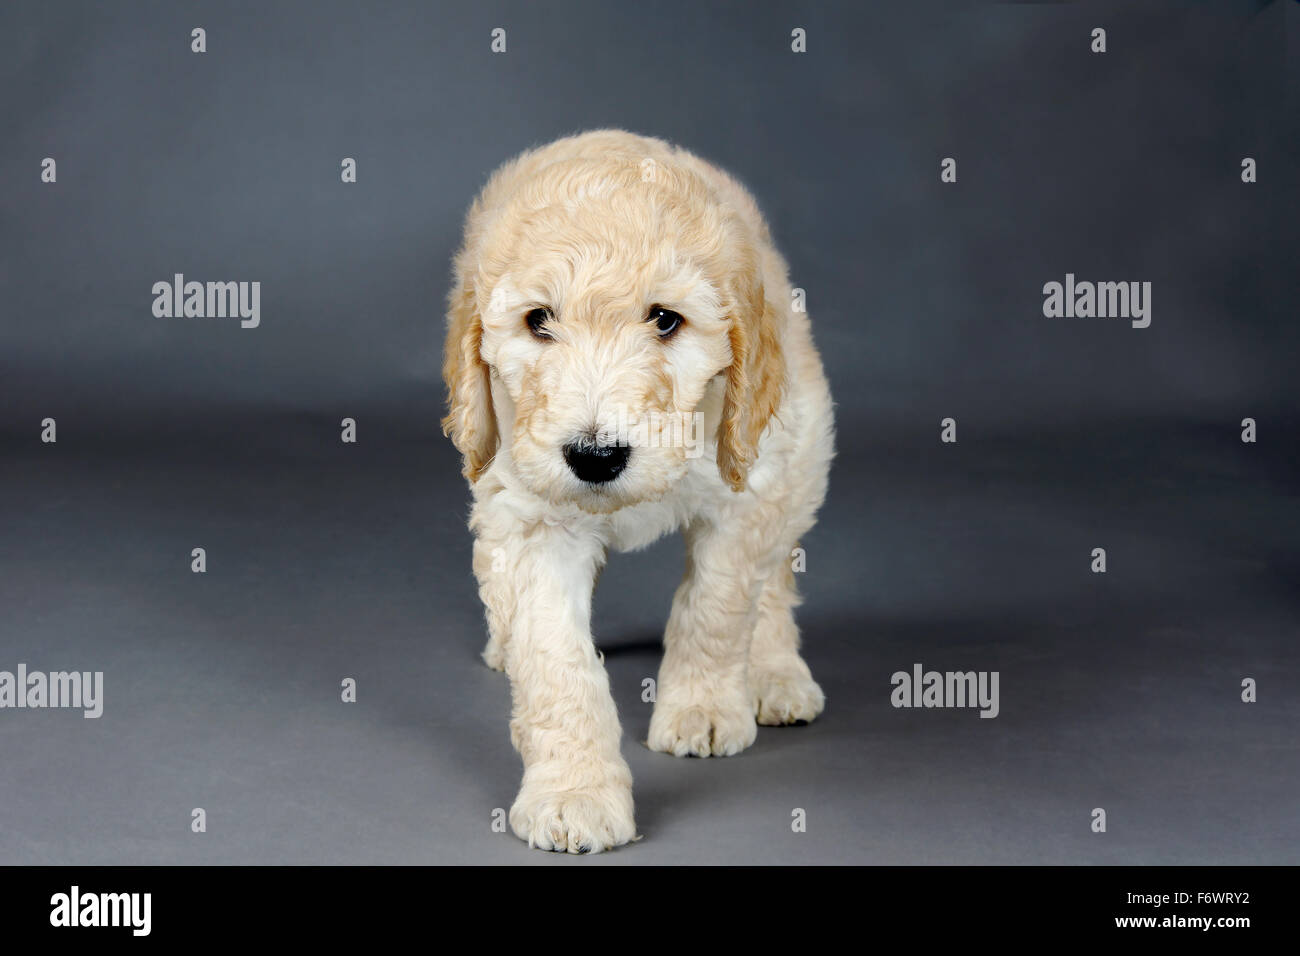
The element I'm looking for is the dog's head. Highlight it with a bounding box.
[442,150,783,513]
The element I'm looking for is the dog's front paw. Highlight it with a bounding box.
[647,698,757,757]
[509,772,637,854]
[751,668,825,726]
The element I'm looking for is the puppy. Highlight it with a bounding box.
[442,130,834,853]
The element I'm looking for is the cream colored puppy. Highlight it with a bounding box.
[442,130,834,853]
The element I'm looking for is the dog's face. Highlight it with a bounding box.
[480,203,733,513]
[444,157,784,511]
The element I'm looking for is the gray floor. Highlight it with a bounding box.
[1,403,1295,865]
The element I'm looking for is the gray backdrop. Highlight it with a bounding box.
[1,0,1296,864]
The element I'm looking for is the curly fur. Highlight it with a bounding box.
[442,130,835,853]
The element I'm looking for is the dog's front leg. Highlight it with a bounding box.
[479,516,636,853]
[647,514,771,757]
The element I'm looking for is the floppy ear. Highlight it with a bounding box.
[441,277,498,482]
[717,258,785,492]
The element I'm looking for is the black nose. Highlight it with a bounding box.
[563,440,630,484]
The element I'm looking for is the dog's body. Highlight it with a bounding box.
[443,130,834,852]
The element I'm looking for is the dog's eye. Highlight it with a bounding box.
[647,306,683,338]
[524,307,553,340]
